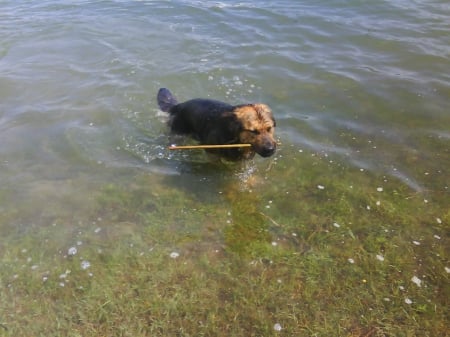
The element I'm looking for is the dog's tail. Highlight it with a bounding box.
[157,88,178,112]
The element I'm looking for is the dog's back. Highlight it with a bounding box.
[157,88,235,136]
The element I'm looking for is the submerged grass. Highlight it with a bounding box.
[0,147,448,336]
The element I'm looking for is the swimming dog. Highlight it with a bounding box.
[157,88,276,161]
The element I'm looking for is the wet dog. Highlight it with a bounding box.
[157,88,276,161]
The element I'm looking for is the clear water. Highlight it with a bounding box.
[0,1,450,234]
[2,1,449,179]
[0,0,448,267]
[1,1,449,334]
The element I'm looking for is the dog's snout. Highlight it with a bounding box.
[259,141,276,157]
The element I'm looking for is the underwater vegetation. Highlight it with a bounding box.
[0,146,448,336]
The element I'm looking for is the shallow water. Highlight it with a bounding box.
[0,0,449,334]
[1,0,449,190]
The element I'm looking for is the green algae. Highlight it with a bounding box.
[0,147,448,336]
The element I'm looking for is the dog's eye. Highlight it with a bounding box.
[249,129,260,135]
[266,127,272,132]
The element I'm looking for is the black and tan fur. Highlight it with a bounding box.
[157,88,276,161]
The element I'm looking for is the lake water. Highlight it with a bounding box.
[1,0,448,194]
[0,0,449,335]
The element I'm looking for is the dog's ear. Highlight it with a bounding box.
[219,114,243,142]
[254,104,276,127]
[227,115,243,135]
[254,103,271,112]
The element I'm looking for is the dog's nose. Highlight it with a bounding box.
[260,143,276,157]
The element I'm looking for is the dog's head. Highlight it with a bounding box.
[233,104,277,158]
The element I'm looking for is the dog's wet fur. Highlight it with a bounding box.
[157,88,276,161]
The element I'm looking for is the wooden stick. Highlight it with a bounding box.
[168,144,252,150]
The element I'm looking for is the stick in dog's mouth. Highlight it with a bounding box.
[168,144,252,150]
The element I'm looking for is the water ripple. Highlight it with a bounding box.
[1,0,448,193]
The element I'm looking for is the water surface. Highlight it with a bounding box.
[0,0,449,335]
